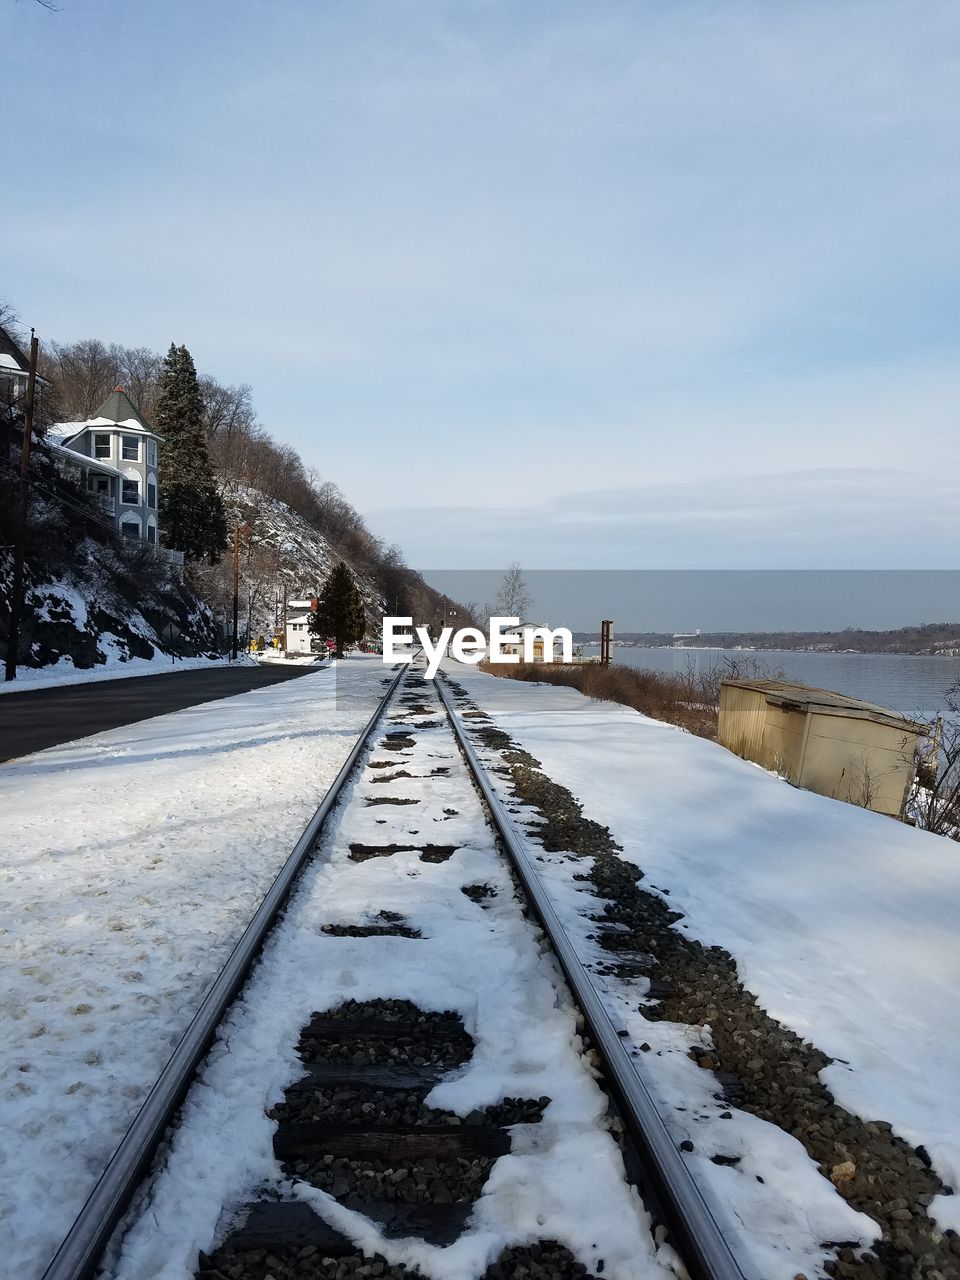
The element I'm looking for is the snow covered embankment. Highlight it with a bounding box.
[0,658,388,1280]
[1,534,221,684]
[447,662,960,1271]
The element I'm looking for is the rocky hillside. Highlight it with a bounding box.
[0,400,224,676]
[189,486,387,645]
[1,514,220,675]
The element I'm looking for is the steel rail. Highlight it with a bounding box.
[435,674,758,1280]
[41,660,410,1280]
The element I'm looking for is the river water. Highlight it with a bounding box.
[603,646,960,722]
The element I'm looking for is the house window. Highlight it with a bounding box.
[146,524,156,545]
[120,520,140,540]
[147,441,157,466]
[147,482,157,509]
[122,478,139,504]
[122,435,139,461]
[94,434,111,459]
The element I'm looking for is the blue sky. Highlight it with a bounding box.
[4,0,959,570]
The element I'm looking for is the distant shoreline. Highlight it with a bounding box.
[574,626,960,658]
[596,645,960,658]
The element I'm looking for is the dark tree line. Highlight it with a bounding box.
[574,624,960,656]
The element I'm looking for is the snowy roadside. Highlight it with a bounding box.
[447,663,960,1241]
[0,657,389,1279]
[0,651,245,695]
[253,653,328,667]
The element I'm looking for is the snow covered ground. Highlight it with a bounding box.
[448,663,960,1240]
[6,651,959,1279]
[0,656,391,1279]
[253,652,327,666]
[0,651,239,695]
[105,670,668,1280]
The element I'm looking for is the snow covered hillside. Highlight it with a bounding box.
[195,486,386,641]
[1,531,220,679]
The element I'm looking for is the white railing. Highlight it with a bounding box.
[155,546,185,580]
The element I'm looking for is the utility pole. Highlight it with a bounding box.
[231,524,240,661]
[600,619,614,668]
[5,332,39,683]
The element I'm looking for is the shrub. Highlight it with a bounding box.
[480,660,720,737]
[479,654,788,740]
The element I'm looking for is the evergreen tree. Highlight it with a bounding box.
[309,561,366,657]
[155,343,227,563]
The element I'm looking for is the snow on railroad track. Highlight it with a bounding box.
[441,661,960,1280]
[100,667,671,1280]
[0,658,392,1280]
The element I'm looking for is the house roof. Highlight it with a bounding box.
[721,678,928,734]
[85,416,164,439]
[50,388,165,443]
[0,325,31,376]
[0,325,50,387]
[93,387,155,432]
[46,441,125,478]
[47,422,85,444]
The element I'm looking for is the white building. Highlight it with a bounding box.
[285,598,320,654]
[496,621,571,663]
[48,388,163,546]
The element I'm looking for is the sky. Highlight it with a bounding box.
[4,0,959,575]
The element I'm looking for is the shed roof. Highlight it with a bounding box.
[721,678,928,734]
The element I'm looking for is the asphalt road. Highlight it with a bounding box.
[0,663,325,764]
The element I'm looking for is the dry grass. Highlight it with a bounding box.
[479,654,787,740]
[479,660,720,737]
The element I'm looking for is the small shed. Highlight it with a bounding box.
[718,679,928,817]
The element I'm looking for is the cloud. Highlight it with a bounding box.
[6,0,960,571]
[370,466,960,570]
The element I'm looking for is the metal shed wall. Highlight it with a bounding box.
[798,712,917,816]
[717,684,767,762]
[718,679,922,817]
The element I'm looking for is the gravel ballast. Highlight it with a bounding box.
[450,683,959,1280]
[201,995,571,1280]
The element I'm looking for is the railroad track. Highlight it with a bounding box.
[41,659,755,1280]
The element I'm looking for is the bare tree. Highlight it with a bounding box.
[118,346,162,416]
[910,678,960,840]
[0,298,23,334]
[41,339,121,419]
[494,563,533,619]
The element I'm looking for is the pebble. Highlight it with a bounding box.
[477,706,959,1280]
